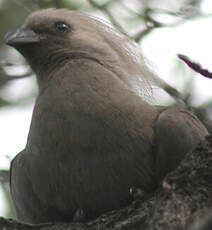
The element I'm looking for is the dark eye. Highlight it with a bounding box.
[54,22,71,33]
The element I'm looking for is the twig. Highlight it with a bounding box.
[0,62,28,67]
[12,0,32,13]
[178,54,212,79]
[133,8,164,42]
[0,72,32,80]
[0,170,10,183]
[4,73,32,80]
[148,72,186,106]
[0,62,32,80]
[134,26,156,42]
[88,0,128,36]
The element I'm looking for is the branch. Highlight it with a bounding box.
[147,71,186,105]
[0,170,9,183]
[88,0,129,36]
[0,62,32,81]
[127,7,164,42]
[178,54,212,79]
[132,8,212,42]
[134,26,157,42]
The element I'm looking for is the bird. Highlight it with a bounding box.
[4,8,208,224]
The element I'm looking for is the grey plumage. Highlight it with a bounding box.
[5,8,208,224]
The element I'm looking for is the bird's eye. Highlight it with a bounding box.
[54,22,71,33]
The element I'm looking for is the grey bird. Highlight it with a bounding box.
[4,8,208,224]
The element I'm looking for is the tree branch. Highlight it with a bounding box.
[0,170,9,183]
[178,54,212,79]
[88,0,128,36]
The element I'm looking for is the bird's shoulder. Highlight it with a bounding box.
[156,106,208,136]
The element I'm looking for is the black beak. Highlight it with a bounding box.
[4,29,40,46]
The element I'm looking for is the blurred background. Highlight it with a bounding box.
[0,0,212,219]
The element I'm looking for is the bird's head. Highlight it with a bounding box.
[5,8,153,98]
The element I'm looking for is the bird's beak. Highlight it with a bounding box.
[4,29,40,46]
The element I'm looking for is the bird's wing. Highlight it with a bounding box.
[10,151,47,223]
[154,107,208,182]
